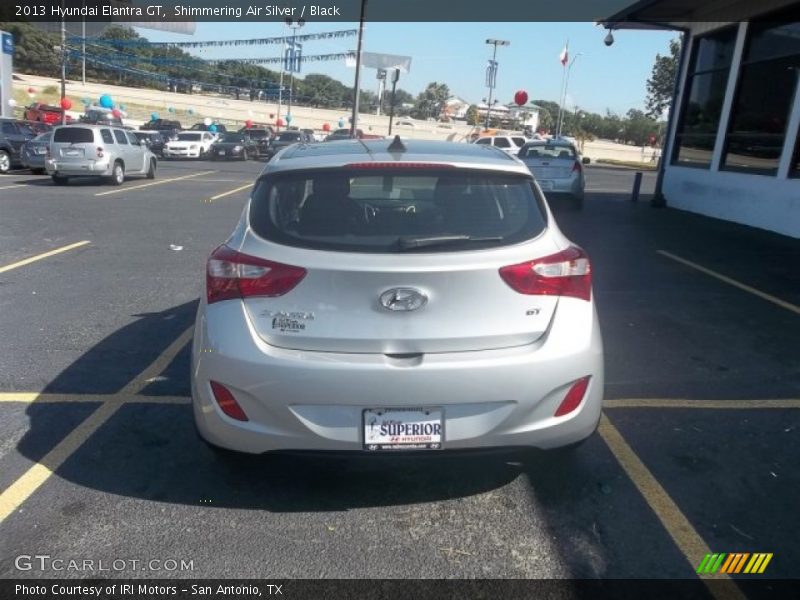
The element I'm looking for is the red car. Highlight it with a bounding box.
[23,103,73,125]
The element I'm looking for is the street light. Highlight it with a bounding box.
[484,39,509,130]
[285,18,304,122]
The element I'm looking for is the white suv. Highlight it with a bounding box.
[472,135,529,156]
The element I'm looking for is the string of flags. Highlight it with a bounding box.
[207,52,356,65]
[71,29,358,48]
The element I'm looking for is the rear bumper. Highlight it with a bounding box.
[163,148,202,158]
[45,158,112,176]
[192,297,604,454]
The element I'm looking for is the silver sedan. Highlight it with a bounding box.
[192,138,603,455]
[518,140,586,208]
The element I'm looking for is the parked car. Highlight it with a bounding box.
[24,102,73,125]
[162,131,217,159]
[240,127,273,157]
[141,118,181,139]
[20,131,53,174]
[300,128,325,143]
[189,122,228,133]
[394,119,416,128]
[80,108,124,128]
[133,131,167,157]
[0,118,37,174]
[25,121,53,136]
[517,140,586,208]
[210,132,259,160]
[45,124,157,185]
[325,128,384,142]
[192,138,603,455]
[263,129,313,160]
[472,134,529,156]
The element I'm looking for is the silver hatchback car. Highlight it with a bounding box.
[46,125,157,185]
[518,140,586,208]
[192,138,603,454]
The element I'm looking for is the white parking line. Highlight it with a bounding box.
[94,170,215,197]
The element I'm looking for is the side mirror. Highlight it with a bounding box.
[582,156,590,165]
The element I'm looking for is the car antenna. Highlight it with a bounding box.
[388,135,406,153]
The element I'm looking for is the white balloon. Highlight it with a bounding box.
[8,98,17,107]
[203,117,212,126]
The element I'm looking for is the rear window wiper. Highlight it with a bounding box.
[396,235,503,250]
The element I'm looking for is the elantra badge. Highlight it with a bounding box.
[379,288,428,312]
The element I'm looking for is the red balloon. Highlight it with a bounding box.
[322,123,331,132]
[28,87,36,94]
[514,90,529,106]
[276,118,284,127]
[111,108,122,118]
[245,119,254,128]
[59,97,72,110]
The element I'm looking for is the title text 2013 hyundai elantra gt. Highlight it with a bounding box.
[192,138,603,454]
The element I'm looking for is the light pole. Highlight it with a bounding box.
[350,0,368,138]
[484,39,509,130]
[557,52,582,137]
[285,18,304,122]
[60,0,66,125]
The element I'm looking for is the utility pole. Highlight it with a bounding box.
[557,53,582,137]
[60,1,67,125]
[387,68,400,136]
[484,39,509,130]
[350,0,368,138]
[81,2,86,85]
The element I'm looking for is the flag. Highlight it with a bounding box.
[559,42,569,66]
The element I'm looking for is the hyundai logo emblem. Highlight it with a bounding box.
[379,288,428,312]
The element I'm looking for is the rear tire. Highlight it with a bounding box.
[146,158,156,179]
[51,175,69,185]
[108,161,124,186]
[0,150,10,174]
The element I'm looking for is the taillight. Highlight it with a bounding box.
[96,147,104,158]
[209,381,248,421]
[206,245,306,304]
[572,161,582,173]
[554,376,591,417]
[499,246,591,301]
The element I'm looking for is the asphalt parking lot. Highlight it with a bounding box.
[0,160,797,592]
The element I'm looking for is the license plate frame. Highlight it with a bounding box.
[362,407,443,451]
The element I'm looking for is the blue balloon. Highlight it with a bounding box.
[208,124,218,132]
[167,106,175,113]
[187,108,194,115]
[150,112,159,121]
[286,114,293,124]
[338,119,345,128]
[81,97,91,106]
[99,94,113,109]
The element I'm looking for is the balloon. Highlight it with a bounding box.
[208,124,218,132]
[337,119,344,128]
[111,108,122,118]
[276,118,284,128]
[27,87,35,94]
[8,98,17,108]
[187,108,194,115]
[81,97,91,105]
[203,117,212,126]
[150,112,159,120]
[285,114,293,124]
[322,123,330,132]
[99,94,113,108]
[514,90,528,106]
[167,106,175,113]
[119,104,126,111]
[60,97,72,110]
[245,119,254,128]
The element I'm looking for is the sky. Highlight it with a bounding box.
[136,22,675,116]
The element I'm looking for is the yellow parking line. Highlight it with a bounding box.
[0,327,194,525]
[605,398,800,409]
[0,241,90,274]
[94,170,215,197]
[132,395,192,405]
[0,393,113,403]
[599,415,746,600]
[658,250,800,316]
[209,182,252,201]
[0,400,122,524]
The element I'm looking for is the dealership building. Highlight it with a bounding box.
[605,0,800,238]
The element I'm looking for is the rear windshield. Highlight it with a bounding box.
[277,132,301,142]
[221,133,245,143]
[247,129,269,139]
[520,144,576,159]
[54,128,94,143]
[250,168,546,253]
[177,133,202,141]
